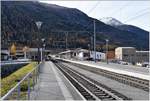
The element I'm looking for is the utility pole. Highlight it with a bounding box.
[65,32,68,50]
[106,39,109,64]
[90,36,92,50]
[94,20,96,63]
[75,32,78,49]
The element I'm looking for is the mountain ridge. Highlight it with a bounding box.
[1,1,149,50]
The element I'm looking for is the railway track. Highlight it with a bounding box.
[53,60,131,100]
[66,62,149,92]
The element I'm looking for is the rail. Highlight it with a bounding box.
[1,62,43,100]
[53,60,130,100]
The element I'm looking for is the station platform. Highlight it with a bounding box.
[62,62,149,100]
[30,61,83,100]
[58,58,149,80]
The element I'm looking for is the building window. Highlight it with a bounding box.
[84,53,89,57]
[124,54,128,56]
[142,55,147,56]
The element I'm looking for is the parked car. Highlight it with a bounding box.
[121,62,128,65]
[118,61,128,65]
[86,58,94,61]
[142,62,149,67]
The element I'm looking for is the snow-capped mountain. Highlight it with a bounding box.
[100,17,123,26]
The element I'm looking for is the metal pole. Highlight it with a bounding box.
[106,39,109,64]
[41,48,42,61]
[24,51,27,59]
[28,76,30,100]
[36,67,38,83]
[38,30,40,64]
[17,83,20,100]
[91,36,93,51]
[65,32,68,50]
[88,44,90,59]
[94,20,96,63]
[76,32,78,49]
[32,71,35,90]
[43,45,44,61]
[36,21,42,64]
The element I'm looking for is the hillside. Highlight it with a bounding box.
[1,1,149,50]
[100,17,149,50]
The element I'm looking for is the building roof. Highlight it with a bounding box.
[136,51,150,53]
[1,50,9,55]
[28,48,42,51]
[116,47,135,49]
[58,48,89,55]
[58,50,73,54]
[74,48,89,53]
[115,47,136,51]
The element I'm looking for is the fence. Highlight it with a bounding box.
[1,62,43,100]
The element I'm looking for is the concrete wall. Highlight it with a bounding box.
[122,48,136,63]
[115,47,122,60]
[115,47,149,63]
[115,47,136,62]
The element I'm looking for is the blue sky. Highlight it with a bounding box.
[40,1,150,31]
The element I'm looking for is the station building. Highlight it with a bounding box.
[58,48,106,61]
[26,48,51,60]
[58,50,74,59]
[90,51,105,60]
[135,51,149,63]
[115,47,149,63]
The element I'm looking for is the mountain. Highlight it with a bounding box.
[1,1,149,51]
[100,17,149,50]
[100,17,123,26]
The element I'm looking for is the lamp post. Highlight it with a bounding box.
[36,21,43,64]
[106,39,109,64]
[41,38,45,61]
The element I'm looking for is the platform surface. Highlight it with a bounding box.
[59,58,149,80]
[30,61,74,100]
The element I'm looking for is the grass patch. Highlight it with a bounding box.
[1,62,37,97]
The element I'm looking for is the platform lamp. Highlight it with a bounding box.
[36,21,43,64]
[41,38,45,61]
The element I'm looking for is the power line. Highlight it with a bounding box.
[106,1,131,17]
[123,7,150,21]
[87,1,101,15]
[81,1,101,32]
[124,11,150,23]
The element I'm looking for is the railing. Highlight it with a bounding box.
[1,62,43,100]
[1,60,30,66]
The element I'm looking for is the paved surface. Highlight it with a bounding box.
[60,58,149,80]
[63,62,149,100]
[30,61,82,100]
[82,61,149,75]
